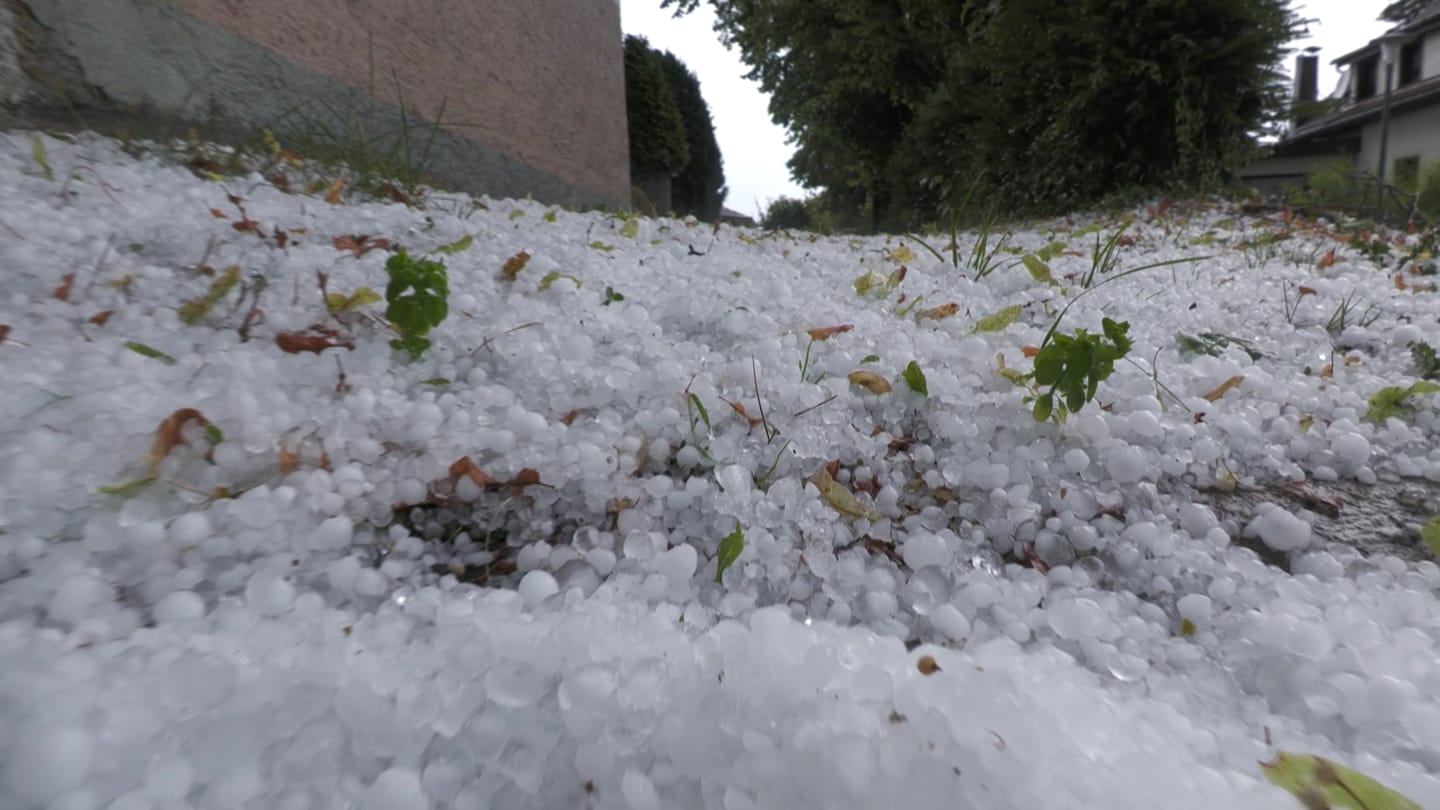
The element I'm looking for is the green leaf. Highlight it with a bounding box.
[326,287,383,313]
[1411,340,1439,380]
[177,265,241,325]
[1422,515,1440,557]
[1260,751,1422,810]
[203,424,224,445]
[124,341,177,365]
[715,521,744,583]
[1022,254,1057,285]
[619,218,640,239]
[861,354,880,364]
[603,286,625,304]
[1032,392,1053,422]
[421,377,451,386]
[901,360,928,397]
[538,271,582,291]
[589,241,616,252]
[433,234,474,255]
[508,209,525,221]
[98,475,157,497]
[543,210,558,223]
[972,304,1023,333]
[689,393,711,429]
[31,133,54,180]
[1036,241,1068,261]
[1365,381,1440,422]
[1179,618,1197,636]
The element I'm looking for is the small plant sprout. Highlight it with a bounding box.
[384,249,449,360]
[715,521,745,583]
[1324,290,1382,334]
[1029,318,1132,422]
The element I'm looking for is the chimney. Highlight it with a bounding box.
[1293,51,1320,127]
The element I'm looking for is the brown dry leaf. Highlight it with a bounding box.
[52,273,75,301]
[332,234,390,258]
[506,468,544,492]
[1316,249,1337,269]
[277,446,300,474]
[863,536,906,568]
[88,310,114,326]
[0,325,9,345]
[324,176,347,205]
[379,182,415,207]
[1297,285,1317,296]
[274,327,354,354]
[559,409,581,426]
[806,324,853,341]
[499,251,531,282]
[632,435,650,476]
[232,219,260,234]
[146,408,212,468]
[848,370,892,394]
[1344,354,1362,366]
[917,655,941,675]
[1320,362,1334,379]
[1201,375,1245,402]
[723,399,764,428]
[449,455,496,489]
[886,435,915,457]
[916,302,960,321]
[208,207,228,219]
[809,465,881,521]
[1021,345,1040,358]
[1023,543,1050,575]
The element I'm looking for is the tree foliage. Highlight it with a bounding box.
[760,196,811,230]
[655,51,727,220]
[624,35,689,177]
[663,0,1302,228]
[1380,0,1434,22]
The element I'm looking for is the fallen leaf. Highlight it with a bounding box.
[278,446,299,474]
[332,234,391,257]
[972,304,1023,334]
[0,325,9,345]
[1317,249,1337,269]
[1021,346,1040,358]
[449,455,496,489]
[559,409,581,425]
[324,176,347,204]
[1297,286,1317,296]
[1260,751,1422,810]
[1202,375,1245,402]
[809,465,881,521]
[146,408,214,468]
[52,273,75,301]
[917,655,941,675]
[848,370,892,394]
[806,324,853,341]
[723,399,764,428]
[916,302,960,320]
[89,310,114,326]
[500,250,531,282]
[275,326,354,354]
[209,208,228,219]
[505,468,544,493]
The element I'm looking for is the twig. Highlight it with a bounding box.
[793,394,837,418]
[79,235,115,301]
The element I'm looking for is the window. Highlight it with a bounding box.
[1399,39,1423,85]
[1354,56,1378,100]
[1394,155,1421,190]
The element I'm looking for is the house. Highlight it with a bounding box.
[719,207,757,228]
[1241,2,1440,196]
[0,0,630,210]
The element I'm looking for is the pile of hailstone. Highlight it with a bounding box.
[2,130,1440,810]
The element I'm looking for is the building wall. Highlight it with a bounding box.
[1424,29,1440,80]
[0,0,629,208]
[1357,103,1440,177]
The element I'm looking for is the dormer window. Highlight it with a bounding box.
[1354,57,1379,100]
[1398,38,1423,85]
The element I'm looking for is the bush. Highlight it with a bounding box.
[761,196,811,230]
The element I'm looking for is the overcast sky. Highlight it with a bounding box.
[619,1,1396,219]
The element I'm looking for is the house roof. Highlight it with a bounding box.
[1285,73,1440,142]
[719,206,756,222]
[1334,4,1440,66]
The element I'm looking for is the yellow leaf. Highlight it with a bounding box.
[808,466,881,521]
[972,304,1023,333]
[619,218,640,239]
[1422,514,1440,557]
[1202,375,1245,402]
[916,302,960,321]
[323,176,346,205]
[847,370,893,394]
[887,244,916,263]
[1260,752,1422,810]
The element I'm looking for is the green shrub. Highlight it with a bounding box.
[761,196,812,230]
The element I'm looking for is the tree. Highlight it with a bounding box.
[655,51,727,220]
[760,196,810,230]
[664,0,1302,225]
[624,35,689,178]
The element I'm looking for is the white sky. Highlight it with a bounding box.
[619,0,1396,219]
